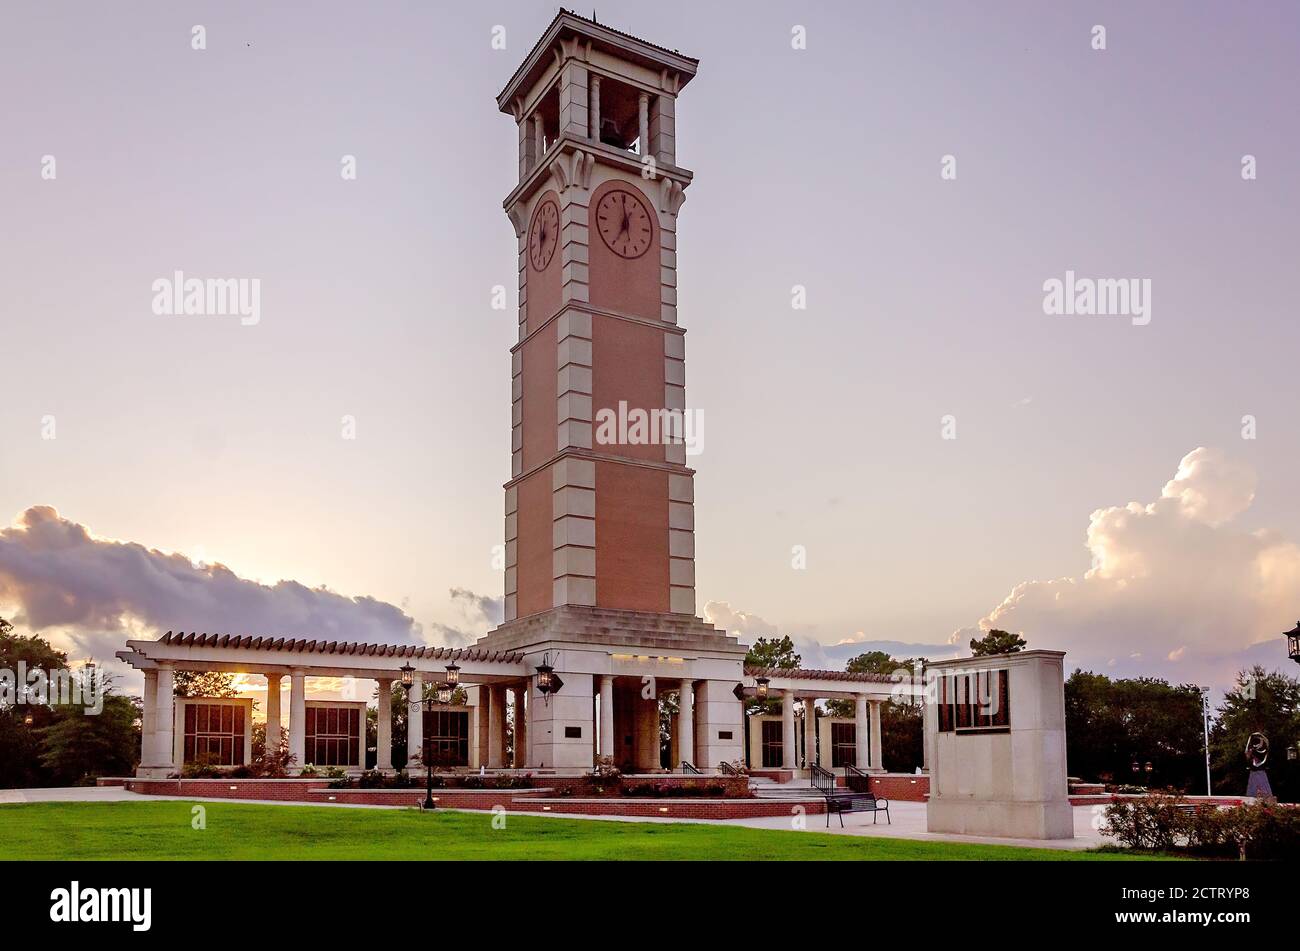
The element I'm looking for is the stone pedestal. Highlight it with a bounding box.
[925,650,1074,840]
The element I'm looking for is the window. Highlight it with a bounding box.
[305,706,361,766]
[936,670,1010,733]
[183,703,245,766]
[760,719,784,768]
[423,709,469,767]
[830,722,857,768]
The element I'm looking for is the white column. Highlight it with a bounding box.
[288,668,306,773]
[512,686,527,767]
[598,675,615,759]
[488,685,505,768]
[376,678,393,772]
[139,668,158,771]
[869,699,885,771]
[677,680,694,768]
[637,91,649,154]
[533,114,544,159]
[406,672,423,769]
[155,663,175,772]
[803,698,818,769]
[781,689,796,769]
[589,75,601,140]
[264,673,282,752]
[854,694,869,770]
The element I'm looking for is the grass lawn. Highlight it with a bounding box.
[0,801,1167,860]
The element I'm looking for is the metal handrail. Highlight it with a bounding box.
[844,763,872,793]
[809,763,837,797]
[718,761,740,776]
[681,761,701,774]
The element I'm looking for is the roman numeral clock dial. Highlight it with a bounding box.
[596,189,653,259]
[529,199,558,270]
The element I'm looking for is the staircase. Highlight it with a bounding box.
[750,776,820,800]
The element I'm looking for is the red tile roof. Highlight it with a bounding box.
[154,631,524,664]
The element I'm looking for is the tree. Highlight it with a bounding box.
[744,635,800,670]
[744,636,800,717]
[1064,670,1206,792]
[969,629,1026,656]
[1210,666,1300,802]
[173,671,239,698]
[38,677,140,784]
[0,617,70,788]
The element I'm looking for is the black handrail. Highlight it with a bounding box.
[844,763,871,793]
[682,761,701,774]
[719,761,740,777]
[809,763,837,797]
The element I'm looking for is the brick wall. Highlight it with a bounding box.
[513,797,826,818]
[867,774,929,802]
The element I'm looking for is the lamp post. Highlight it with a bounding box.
[755,676,770,701]
[1285,621,1300,665]
[399,663,450,811]
[1199,686,1213,796]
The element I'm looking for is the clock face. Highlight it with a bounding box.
[595,189,654,259]
[529,199,558,271]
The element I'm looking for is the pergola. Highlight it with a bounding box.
[118,632,529,778]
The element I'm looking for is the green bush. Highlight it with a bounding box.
[1104,794,1300,858]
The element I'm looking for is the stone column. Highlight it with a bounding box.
[155,663,175,772]
[488,685,506,768]
[637,695,660,771]
[781,689,796,769]
[512,686,527,767]
[854,694,870,770]
[869,699,885,772]
[598,675,615,759]
[677,680,694,768]
[375,678,393,772]
[533,114,545,159]
[140,668,158,770]
[265,673,282,752]
[803,698,818,769]
[589,75,601,140]
[288,668,306,773]
[637,91,649,154]
[405,671,423,769]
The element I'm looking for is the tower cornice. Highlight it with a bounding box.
[496,9,698,113]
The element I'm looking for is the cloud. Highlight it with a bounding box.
[0,506,426,661]
[704,600,956,670]
[960,448,1300,688]
[427,587,504,646]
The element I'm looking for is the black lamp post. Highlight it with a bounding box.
[398,662,447,811]
[755,676,770,700]
[1285,622,1300,665]
[445,661,460,688]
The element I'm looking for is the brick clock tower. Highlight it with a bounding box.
[476,11,746,771]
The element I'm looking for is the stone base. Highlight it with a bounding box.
[135,766,175,779]
[476,604,745,655]
[927,798,1074,840]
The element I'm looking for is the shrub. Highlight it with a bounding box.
[1103,794,1300,858]
[1102,793,1189,850]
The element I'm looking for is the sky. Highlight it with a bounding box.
[2,1,1299,699]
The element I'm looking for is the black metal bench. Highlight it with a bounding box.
[811,764,890,828]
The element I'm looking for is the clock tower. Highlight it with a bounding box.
[475,11,746,771]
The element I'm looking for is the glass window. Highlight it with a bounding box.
[760,719,784,768]
[182,703,245,766]
[830,722,856,767]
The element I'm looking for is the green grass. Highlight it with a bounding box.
[0,801,1168,860]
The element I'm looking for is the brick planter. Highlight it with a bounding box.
[513,797,826,818]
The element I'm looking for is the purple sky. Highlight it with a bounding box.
[2,1,1299,695]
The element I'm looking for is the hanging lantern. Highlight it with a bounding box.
[399,662,414,692]
[445,661,460,687]
[436,682,453,704]
[1286,622,1300,665]
[536,661,555,694]
[755,676,770,700]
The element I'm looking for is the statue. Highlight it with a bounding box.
[1245,731,1273,798]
